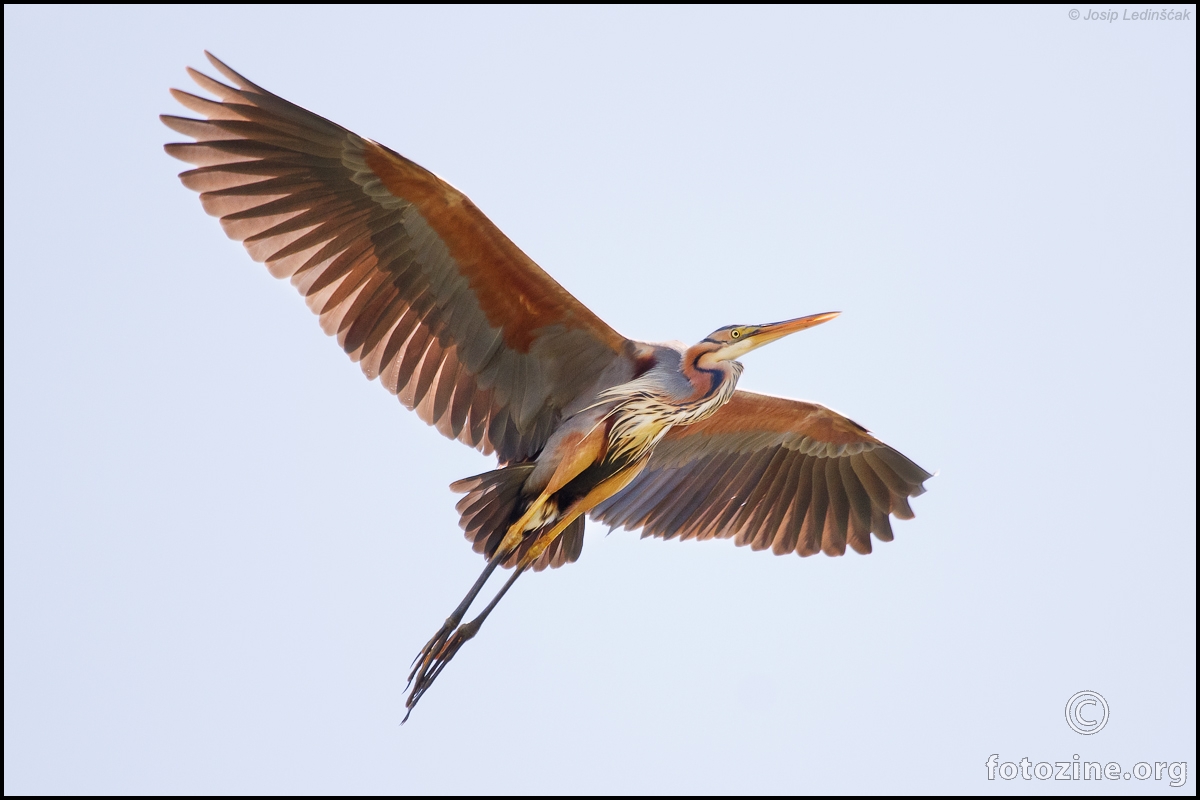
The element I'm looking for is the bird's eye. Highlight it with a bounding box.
[730,330,741,339]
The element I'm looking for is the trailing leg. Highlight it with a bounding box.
[402,508,580,722]
[403,562,528,721]
[405,552,506,686]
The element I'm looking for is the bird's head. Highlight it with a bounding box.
[696,312,841,363]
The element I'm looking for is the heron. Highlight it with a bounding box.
[163,53,932,721]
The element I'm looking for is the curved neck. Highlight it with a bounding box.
[681,342,741,403]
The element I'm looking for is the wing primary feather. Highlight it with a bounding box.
[798,458,828,557]
[488,411,513,462]
[628,472,686,534]
[300,235,373,295]
[332,271,393,342]
[772,456,813,556]
[447,371,474,439]
[354,292,409,365]
[183,67,245,102]
[871,507,895,542]
[862,449,912,498]
[655,451,741,538]
[467,391,492,450]
[684,453,751,540]
[626,468,689,530]
[755,452,802,552]
[702,449,775,540]
[735,447,791,548]
[410,340,446,411]
[376,305,423,383]
[395,326,434,405]
[202,52,271,93]
[822,459,849,556]
[890,493,915,520]
[839,457,873,531]
[430,353,461,428]
[846,506,873,554]
[874,446,933,487]
[617,470,679,532]
[730,446,790,545]
[652,457,739,536]
[687,461,748,540]
[849,452,891,513]
[262,203,375,262]
[341,282,400,353]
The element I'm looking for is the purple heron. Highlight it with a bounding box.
[163,54,932,721]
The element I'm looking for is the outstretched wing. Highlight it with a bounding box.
[591,390,932,556]
[163,53,631,462]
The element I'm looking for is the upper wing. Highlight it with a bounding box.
[163,53,631,463]
[590,390,932,556]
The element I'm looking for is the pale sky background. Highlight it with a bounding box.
[4,5,1195,795]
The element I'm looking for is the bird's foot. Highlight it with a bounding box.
[403,620,480,722]
[408,617,458,674]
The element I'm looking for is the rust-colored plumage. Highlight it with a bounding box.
[164,53,932,721]
[592,392,928,556]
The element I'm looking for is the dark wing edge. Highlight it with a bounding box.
[162,52,631,463]
[590,390,932,556]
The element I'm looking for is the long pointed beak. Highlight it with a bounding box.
[745,312,840,351]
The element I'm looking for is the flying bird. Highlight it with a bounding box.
[163,53,932,721]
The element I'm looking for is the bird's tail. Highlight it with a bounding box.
[451,465,585,571]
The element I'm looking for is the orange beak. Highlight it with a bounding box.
[745,312,840,349]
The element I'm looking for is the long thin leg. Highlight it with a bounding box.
[405,550,508,693]
[403,564,527,722]
[401,474,641,721]
[401,505,589,722]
